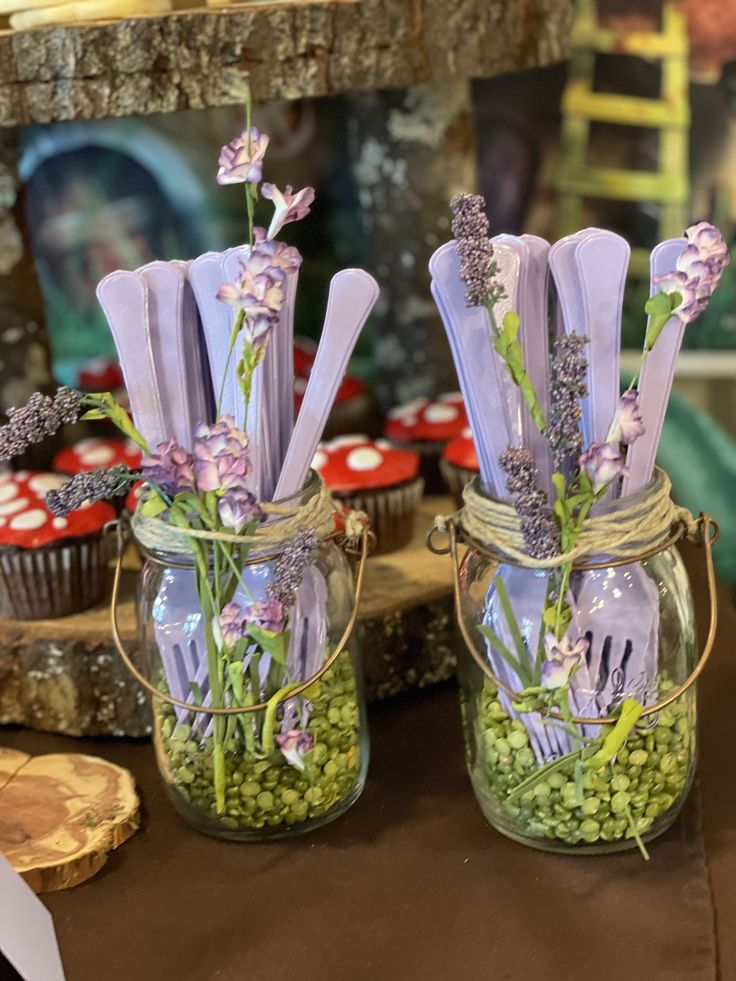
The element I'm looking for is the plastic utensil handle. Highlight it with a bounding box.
[274,269,379,500]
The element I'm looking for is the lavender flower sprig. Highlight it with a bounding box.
[46,465,138,517]
[547,333,588,474]
[0,387,81,461]
[267,527,320,607]
[500,447,559,560]
[450,193,504,307]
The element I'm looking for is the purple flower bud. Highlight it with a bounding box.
[653,222,730,325]
[245,597,285,634]
[141,439,195,496]
[605,390,645,446]
[216,602,248,650]
[541,633,589,690]
[261,183,315,240]
[579,440,628,491]
[217,487,264,532]
[276,729,314,770]
[192,416,250,492]
[216,127,269,185]
[252,228,303,271]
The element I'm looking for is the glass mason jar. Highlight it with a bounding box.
[447,491,714,855]
[131,479,369,841]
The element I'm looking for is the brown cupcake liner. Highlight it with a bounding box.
[334,476,425,555]
[0,533,111,620]
[439,457,479,510]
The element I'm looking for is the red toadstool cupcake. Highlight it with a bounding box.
[311,435,423,554]
[0,471,116,620]
[294,337,373,438]
[383,392,467,493]
[52,437,142,475]
[440,426,480,507]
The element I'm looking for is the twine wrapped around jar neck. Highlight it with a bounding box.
[442,467,698,569]
[131,477,356,557]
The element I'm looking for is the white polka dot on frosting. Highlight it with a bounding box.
[311,450,328,471]
[461,427,472,439]
[79,445,116,466]
[10,509,47,531]
[52,517,69,530]
[0,471,12,484]
[0,483,19,503]
[14,470,28,480]
[425,404,459,424]
[439,391,462,403]
[0,497,28,517]
[294,377,308,395]
[346,447,383,471]
[388,398,427,419]
[374,439,393,450]
[28,474,67,496]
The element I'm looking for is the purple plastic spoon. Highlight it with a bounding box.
[96,271,168,449]
[273,269,379,500]
[621,239,686,496]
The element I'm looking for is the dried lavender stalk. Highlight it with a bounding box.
[0,388,81,461]
[46,465,136,517]
[500,447,559,559]
[266,527,320,606]
[546,333,588,473]
[450,193,504,308]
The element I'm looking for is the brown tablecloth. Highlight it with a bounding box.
[3,549,735,981]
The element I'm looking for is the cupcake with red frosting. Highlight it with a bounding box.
[0,471,116,620]
[294,337,374,438]
[440,426,480,507]
[383,392,467,493]
[53,437,142,475]
[312,435,423,554]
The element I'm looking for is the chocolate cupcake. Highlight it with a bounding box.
[294,337,374,438]
[383,393,468,493]
[0,471,117,620]
[440,426,480,508]
[312,436,423,554]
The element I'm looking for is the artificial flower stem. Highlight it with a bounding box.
[216,308,246,419]
[493,574,531,678]
[262,682,301,755]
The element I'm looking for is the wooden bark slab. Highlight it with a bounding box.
[0,748,139,892]
[0,496,459,734]
[0,0,575,126]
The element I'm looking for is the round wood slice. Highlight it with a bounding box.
[0,748,140,893]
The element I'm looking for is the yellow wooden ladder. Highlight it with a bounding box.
[554,0,690,274]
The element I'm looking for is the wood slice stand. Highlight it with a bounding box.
[0,747,139,892]
[0,496,459,737]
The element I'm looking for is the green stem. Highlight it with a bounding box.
[261,682,301,755]
[216,308,245,419]
[493,575,531,682]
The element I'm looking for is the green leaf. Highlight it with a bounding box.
[246,624,288,664]
[585,698,644,771]
[79,409,106,421]
[644,290,674,318]
[502,310,520,341]
[227,661,245,703]
[141,494,168,517]
[188,681,203,705]
[551,472,567,498]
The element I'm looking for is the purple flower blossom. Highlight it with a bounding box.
[450,193,502,307]
[216,602,248,650]
[606,390,645,446]
[217,487,264,532]
[653,222,730,325]
[277,729,314,770]
[216,127,269,185]
[261,183,315,240]
[579,440,628,491]
[192,416,250,492]
[252,228,303,271]
[541,633,589,690]
[245,598,285,634]
[141,439,195,497]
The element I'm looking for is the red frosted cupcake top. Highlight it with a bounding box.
[0,471,116,549]
[294,337,367,410]
[125,480,145,513]
[442,427,479,471]
[383,393,467,443]
[53,438,142,475]
[311,435,419,494]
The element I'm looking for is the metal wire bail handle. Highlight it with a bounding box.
[110,520,371,715]
[438,513,719,725]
